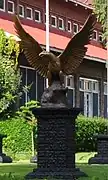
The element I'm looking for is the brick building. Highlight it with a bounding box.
[0,0,107,117]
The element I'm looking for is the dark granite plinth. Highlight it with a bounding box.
[0,134,12,163]
[25,108,86,179]
[26,167,86,179]
[88,134,108,164]
[0,153,12,163]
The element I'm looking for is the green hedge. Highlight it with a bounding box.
[76,115,107,152]
[0,115,107,155]
[0,117,32,154]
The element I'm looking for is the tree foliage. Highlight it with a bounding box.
[93,0,107,41]
[0,29,21,118]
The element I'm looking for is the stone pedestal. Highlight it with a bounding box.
[25,108,86,180]
[0,134,12,163]
[88,134,108,164]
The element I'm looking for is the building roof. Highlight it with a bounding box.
[69,0,93,9]
[76,0,92,6]
[0,17,107,62]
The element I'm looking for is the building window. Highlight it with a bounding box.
[93,30,97,41]
[65,76,75,107]
[99,32,102,42]
[85,80,92,91]
[26,7,32,20]
[34,10,41,22]
[92,81,99,92]
[19,5,24,17]
[58,18,64,30]
[51,15,57,28]
[0,0,5,11]
[67,21,71,32]
[8,1,14,14]
[79,77,99,117]
[79,79,84,90]
[73,23,78,34]
[20,66,37,105]
[44,13,46,24]
[104,82,107,95]
[79,78,99,92]
[20,66,45,105]
[66,75,74,89]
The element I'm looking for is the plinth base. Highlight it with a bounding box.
[88,134,108,164]
[25,167,87,180]
[88,155,108,164]
[0,153,12,163]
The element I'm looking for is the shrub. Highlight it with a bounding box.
[15,100,40,156]
[0,100,40,158]
[0,114,107,156]
[0,117,32,156]
[76,115,107,152]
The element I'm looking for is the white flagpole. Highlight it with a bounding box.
[106,0,108,117]
[16,0,19,15]
[46,0,49,88]
[106,38,108,117]
[46,0,50,52]
[107,61,108,118]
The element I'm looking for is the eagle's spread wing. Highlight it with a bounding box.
[14,15,49,77]
[59,14,96,75]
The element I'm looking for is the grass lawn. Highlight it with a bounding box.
[0,163,108,180]
[0,163,35,179]
[0,153,108,179]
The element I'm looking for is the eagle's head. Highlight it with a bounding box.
[39,51,57,62]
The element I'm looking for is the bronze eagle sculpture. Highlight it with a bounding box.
[14,14,96,86]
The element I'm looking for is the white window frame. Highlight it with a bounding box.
[93,30,98,41]
[8,0,14,14]
[34,10,41,22]
[73,23,78,34]
[0,0,5,11]
[58,17,64,30]
[51,15,57,28]
[19,5,24,17]
[26,7,33,20]
[67,20,72,32]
